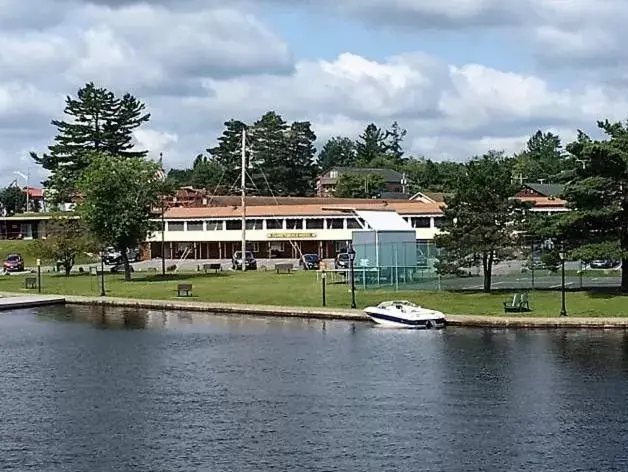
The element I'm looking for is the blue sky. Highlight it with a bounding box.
[0,0,627,185]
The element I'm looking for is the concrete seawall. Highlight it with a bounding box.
[65,295,628,329]
[2,292,628,328]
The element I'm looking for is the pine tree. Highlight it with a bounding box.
[385,121,407,162]
[355,123,389,166]
[434,151,530,292]
[207,120,248,193]
[285,121,318,196]
[554,120,628,291]
[249,111,289,195]
[31,82,150,201]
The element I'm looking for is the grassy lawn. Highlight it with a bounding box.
[0,269,627,317]
[0,240,97,267]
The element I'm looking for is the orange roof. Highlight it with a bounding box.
[517,196,567,208]
[164,201,445,219]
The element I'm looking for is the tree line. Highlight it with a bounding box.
[1,82,624,292]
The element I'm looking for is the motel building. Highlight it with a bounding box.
[145,196,567,261]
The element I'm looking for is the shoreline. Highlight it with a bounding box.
[2,292,628,328]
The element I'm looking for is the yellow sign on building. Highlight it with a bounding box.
[267,232,317,239]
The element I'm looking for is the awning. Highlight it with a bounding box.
[354,210,413,231]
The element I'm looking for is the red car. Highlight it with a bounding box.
[3,254,24,272]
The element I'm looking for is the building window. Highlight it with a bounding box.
[330,170,338,179]
[286,219,303,230]
[206,220,223,231]
[187,221,203,231]
[249,242,260,252]
[433,217,445,228]
[266,218,283,229]
[226,220,242,230]
[346,218,363,229]
[305,218,324,229]
[167,221,184,231]
[326,218,344,229]
[246,219,263,230]
[410,217,431,228]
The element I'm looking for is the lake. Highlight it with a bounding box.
[1,305,628,471]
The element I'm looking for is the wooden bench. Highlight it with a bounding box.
[504,292,531,313]
[25,277,37,289]
[177,284,193,297]
[203,263,222,274]
[275,263,294,274]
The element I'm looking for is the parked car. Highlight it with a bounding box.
[110,263,134,274]
[334,252,351,269]
[3,254,24,272]
[589,259,619,269]
[299,253,321,270]
[232,251,257,271]
[103,247,141,265]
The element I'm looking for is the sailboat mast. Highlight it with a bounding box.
[240,129,247,271]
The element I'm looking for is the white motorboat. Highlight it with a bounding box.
[363,300,446,329]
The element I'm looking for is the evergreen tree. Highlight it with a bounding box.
[31,82,150,201]
[249,111,289,195]
[207,119,248,193]
[285,121,318,196]
[434,151,530,292]
[385,121,407,162]
[553,120,628,291]
[190,154,225,191]
[317,137,356,173]
[355,123,389,166]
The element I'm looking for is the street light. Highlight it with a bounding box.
[559,243,567,316]
[347,241,356,309]
[99,250,106,297]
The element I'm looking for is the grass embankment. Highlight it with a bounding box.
[0,270,626,317]
[0,240,97,267]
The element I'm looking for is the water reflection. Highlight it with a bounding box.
[2,307,628,471]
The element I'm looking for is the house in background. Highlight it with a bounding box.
[409,191,449,203]
[515,183,565,198]
[316,167,408,198]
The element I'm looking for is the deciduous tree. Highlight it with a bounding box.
[0,186,26,215]
[34,217,95,276]
[334,173,386,198]
[76,154,164,281]
[317,137,356,173]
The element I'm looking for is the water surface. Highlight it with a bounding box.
[1,306,628,471]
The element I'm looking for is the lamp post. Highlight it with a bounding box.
[99,250,106,297]
[321,271,327,307]
[559,243,567,316]
[36,258,41,293]
[347,241,356,309]
[161,200,166,277]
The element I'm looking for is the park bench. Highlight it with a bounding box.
[275,263,294,274]
[503,292,531,313]
[177,283,193,297]
[25,277,37,289]
[203,263,222,274]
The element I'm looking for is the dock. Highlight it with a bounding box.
[0,295,66,311]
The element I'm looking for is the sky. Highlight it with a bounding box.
[2,0,628,187]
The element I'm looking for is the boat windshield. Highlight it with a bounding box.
[377,300,417,308]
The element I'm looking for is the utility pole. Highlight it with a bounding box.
[241,129,247,271]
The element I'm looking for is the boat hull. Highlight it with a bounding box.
[364,310,446,329]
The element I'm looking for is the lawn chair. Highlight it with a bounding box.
[503,292,531,313]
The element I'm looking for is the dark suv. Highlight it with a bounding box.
[232,251,257,271]
[3,254,24,272]
[299,253,320,270]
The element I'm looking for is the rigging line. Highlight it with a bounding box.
[206,164,227,207]
[255,164,306,260]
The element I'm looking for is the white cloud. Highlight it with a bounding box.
[0,0,627,185]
